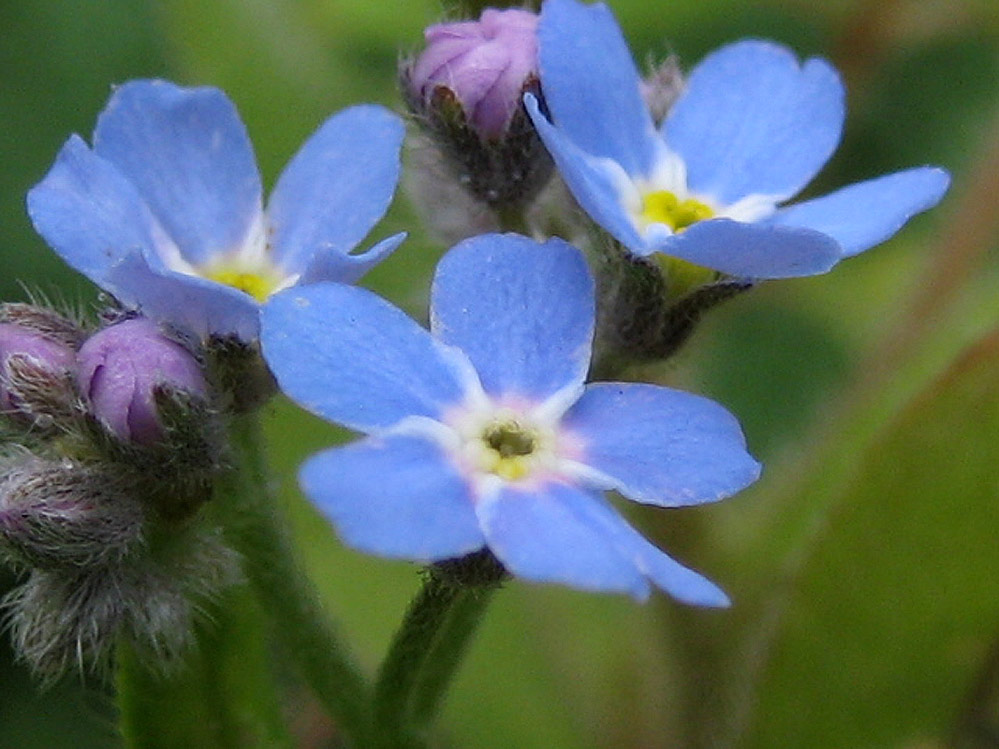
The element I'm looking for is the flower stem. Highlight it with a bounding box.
[496,204,530,235]
[374,551,506,746]
[115,584,292,748]
[217,413,374,747]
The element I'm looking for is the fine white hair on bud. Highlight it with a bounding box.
[0,456,146,570]
[2,519,241,684]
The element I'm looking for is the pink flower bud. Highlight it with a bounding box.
[0,322,75,413]
[411,8,539,140]
[76,318,207,445]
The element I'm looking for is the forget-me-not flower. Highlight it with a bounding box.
[28,80,404,341]
[526,0,950,280]
[261,233,760,603]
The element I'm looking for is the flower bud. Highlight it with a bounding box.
[402,8,554,210]
[0,456,145,570]
[641,55,685,125]
[0,302,84,348]
[76,318,208,445]
[5,521,240,682]
[0,320,76,419]
[410,8,539,140]
[592,247,752,373]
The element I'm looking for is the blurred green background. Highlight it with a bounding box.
[1,0,998,746]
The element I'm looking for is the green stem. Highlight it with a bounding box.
[374,552,506,747]
[495,204,530,235]
[116,585,292,748]
[217,414,374,747]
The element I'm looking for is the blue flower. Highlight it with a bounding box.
[261,233,760,604]
[28,80,404,341]
[526,0,950,280]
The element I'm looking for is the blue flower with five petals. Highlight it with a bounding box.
[28,80,404,341]
[261,233,761,604]
[526,0,950,280]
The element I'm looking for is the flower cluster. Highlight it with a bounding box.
[13,0,950,656]
[0,308,234,679]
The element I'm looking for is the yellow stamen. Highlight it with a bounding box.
[478,419,540,482]
[640,190,714,232]
[205,269,282,302]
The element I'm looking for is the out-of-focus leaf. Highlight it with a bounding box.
[745,328,999,747]
[696,300,850,459]
[846,37,999,178]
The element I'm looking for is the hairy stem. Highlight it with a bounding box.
[115,585,292,748]
[374,551,506,747]
[218,413,373,747]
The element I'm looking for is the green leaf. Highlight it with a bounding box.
[746,328,999,747]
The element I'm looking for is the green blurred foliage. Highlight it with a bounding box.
[749,328,999,747]
[1,0,997,746]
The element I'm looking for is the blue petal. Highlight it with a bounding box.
[655,218,842,279]
[105,254,261,341]
[537,0,661,176]
[526,95,646,251]
[300,232,407,286]
[26,135,167,285]
[300,436,484,562]
[268,105,403,273]
[93,80,263,266]
[430,234,593,401]
[261,283,473,432]
[571,491,730,606]
[769,166,951,257]
[477,482,649,597]
[665,40,844,205]
[562,383,761,507]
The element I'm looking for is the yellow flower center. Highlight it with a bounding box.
[204,267,285,302]
[478,419,540,481]
[640,190,714,232]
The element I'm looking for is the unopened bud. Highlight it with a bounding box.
[0,456,145,570]
[642,55,685,125]
[0,303,84,349]
[4,521,240,683]
[410,8,539,140]
[0,320,76,422]
[593,246,752,372]
[402,8,553,210]
[76,318,208,446]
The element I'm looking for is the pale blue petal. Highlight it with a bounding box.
[430,234,593,401]
[769,166,950,257]
[665,41,844,205]
[261,283,472,433]
[299,232,407,286]
[572,492,730,606]
[105,254,261,341]
[478,482,649,597]
[654,218,842,279]
[268,105,403,272]
[300,436,484,562]
[26,135,166,284]
[526,95,646,250]
[93,80,263,266]
[563,383,761,507]
[538,0,660,176]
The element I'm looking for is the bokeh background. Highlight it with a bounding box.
[1,0,998,746]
